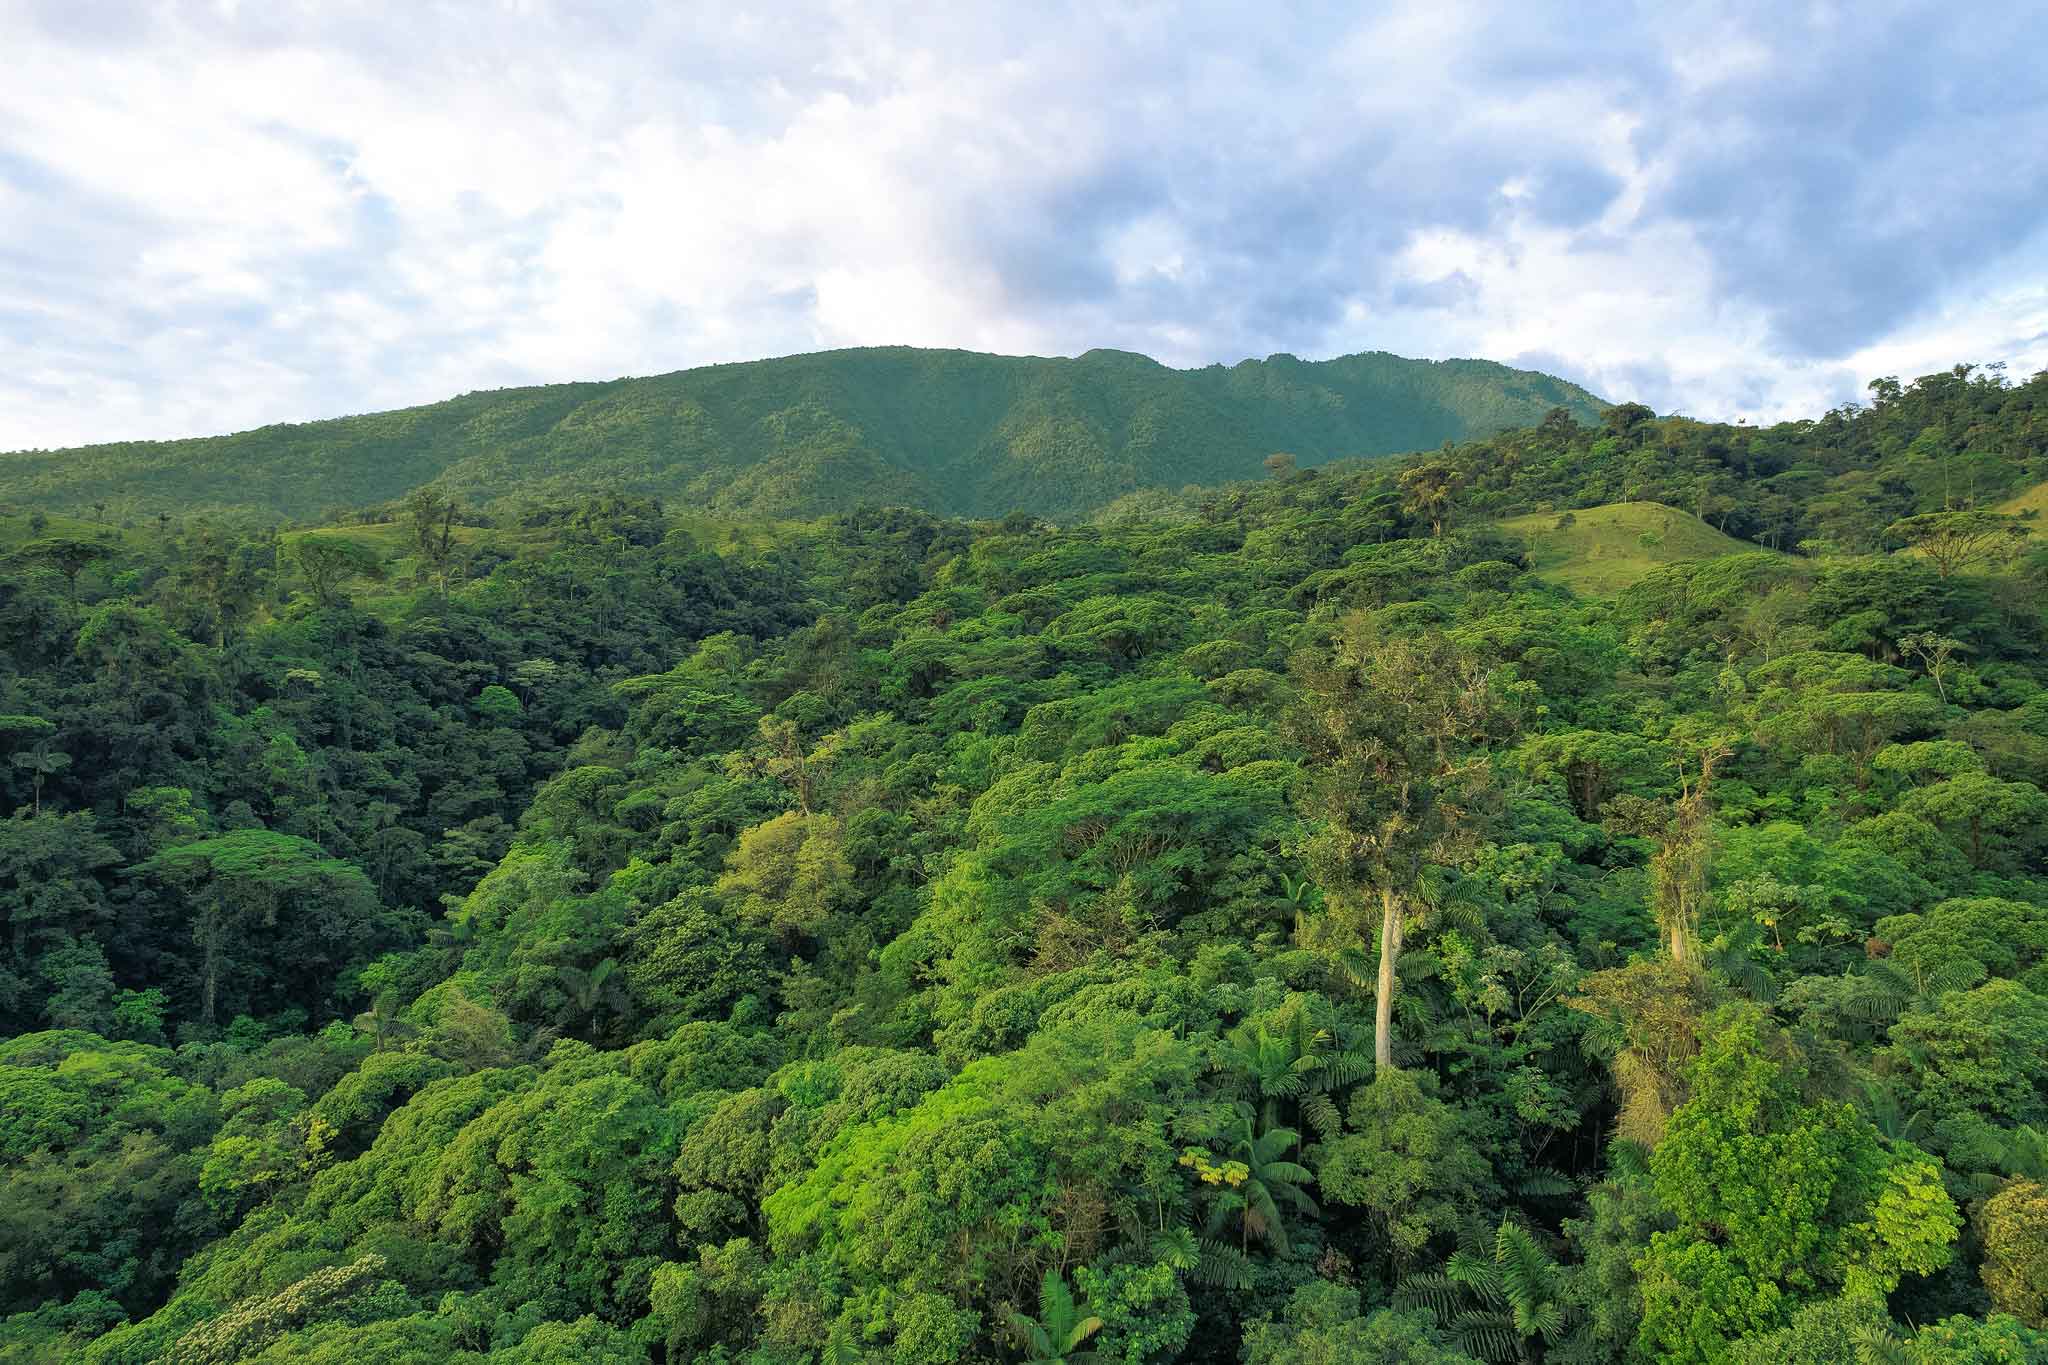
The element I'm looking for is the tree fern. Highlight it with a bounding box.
[1399,1219,1575,1363]
[1006,1268,1105,1364]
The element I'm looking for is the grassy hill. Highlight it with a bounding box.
[0,507,145,554]
[1497,500,1765,594]
[1997,478,2048,535]
[0,346,1605,524]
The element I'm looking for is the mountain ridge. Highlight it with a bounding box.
[0,344,1607,523]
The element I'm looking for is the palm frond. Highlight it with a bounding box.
[1318,1052,1373,1088]
[1923,956,1986,996]
[1395,1272,1467,1319]
[1300,1093,1342,1138]
[1446,1310,1522,1364]
[1251,1125,1303,1161]
[1516,1167,1577,1198]
[1202,1191,1246,1236]
[2004,1124,2048,1180]
[1193,1239,1254,1290]
[1844,962,1916,1022]
[1444,1249,1506,1308]
[1496,1222,1560,1331]
[1059,1316,1106,1356]
[1851,1321,1911,1365]
[1149,1224,1198,1272]
[1039,1269,1077,1330]
[1523,1300,1566,1345]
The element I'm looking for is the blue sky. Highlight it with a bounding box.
[3,0,2045,449]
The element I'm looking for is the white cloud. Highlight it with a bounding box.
[1,0,2044,451]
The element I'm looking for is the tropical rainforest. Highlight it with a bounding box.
[0,358,2045,1365]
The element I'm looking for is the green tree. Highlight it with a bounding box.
[715,811,854,945]
[1885,980,2048,1128]
[1399,461,1463,538]
[1886,510,2028,578]
[1895,773,2048,871]
[38,937,116,1032]
[0,715,67,816]
[1243,1282,1482,1365]
[287,536,384,607]
[407,486,464,596]
[156,1255,387,1365]
[1977,1178,2048,1328]
[0,810,118,974]
[1517,729,1662,822]
[1211,994,1369,1137]
[134,829,404,1027]
[1636,1008,1959,1363]
[555,956,632,1038]
[14,536,113,607]
[173,532,262,647]
[1318,1068,1491,1263]
[1289,622,1515,1069]
[1896,631,1965,703]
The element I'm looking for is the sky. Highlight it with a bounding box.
[3,1,2046,450]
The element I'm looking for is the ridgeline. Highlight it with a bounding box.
[0,346,1604,523]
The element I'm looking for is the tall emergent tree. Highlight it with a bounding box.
[1886,509,2028,578]
[287,535,385,608]
[406,486,464,596]
[13,536,113,608]
[1288,619,1514,1070]
[134,829,410,1026]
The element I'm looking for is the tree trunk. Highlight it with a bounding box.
[1375,887,1403,1070]
[199,905,223,1027]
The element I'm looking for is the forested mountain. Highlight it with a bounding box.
[2,362,2047,1364]
[0,347,1604,524]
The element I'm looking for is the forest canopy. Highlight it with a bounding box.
[0,360,2045,1363]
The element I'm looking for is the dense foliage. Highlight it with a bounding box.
[2,362,2046,1363]
[0,347,1603,525]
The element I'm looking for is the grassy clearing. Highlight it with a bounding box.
[0,507,153,554]
[1496,500,1767,594]
[1996,479,2048,536]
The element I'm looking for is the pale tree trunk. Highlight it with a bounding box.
[1655,783,1714,970]
[1375,886,1403,1071]
[198,904,224,1027]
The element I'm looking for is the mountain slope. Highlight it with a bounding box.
[0,346,1605,523]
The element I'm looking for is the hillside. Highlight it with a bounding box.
[0,346,1605,524]
[1997,477,2048,535]
[1496,500,1768,593]
[6,361,2048,1364]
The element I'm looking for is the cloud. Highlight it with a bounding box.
[1,0,2044,449]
